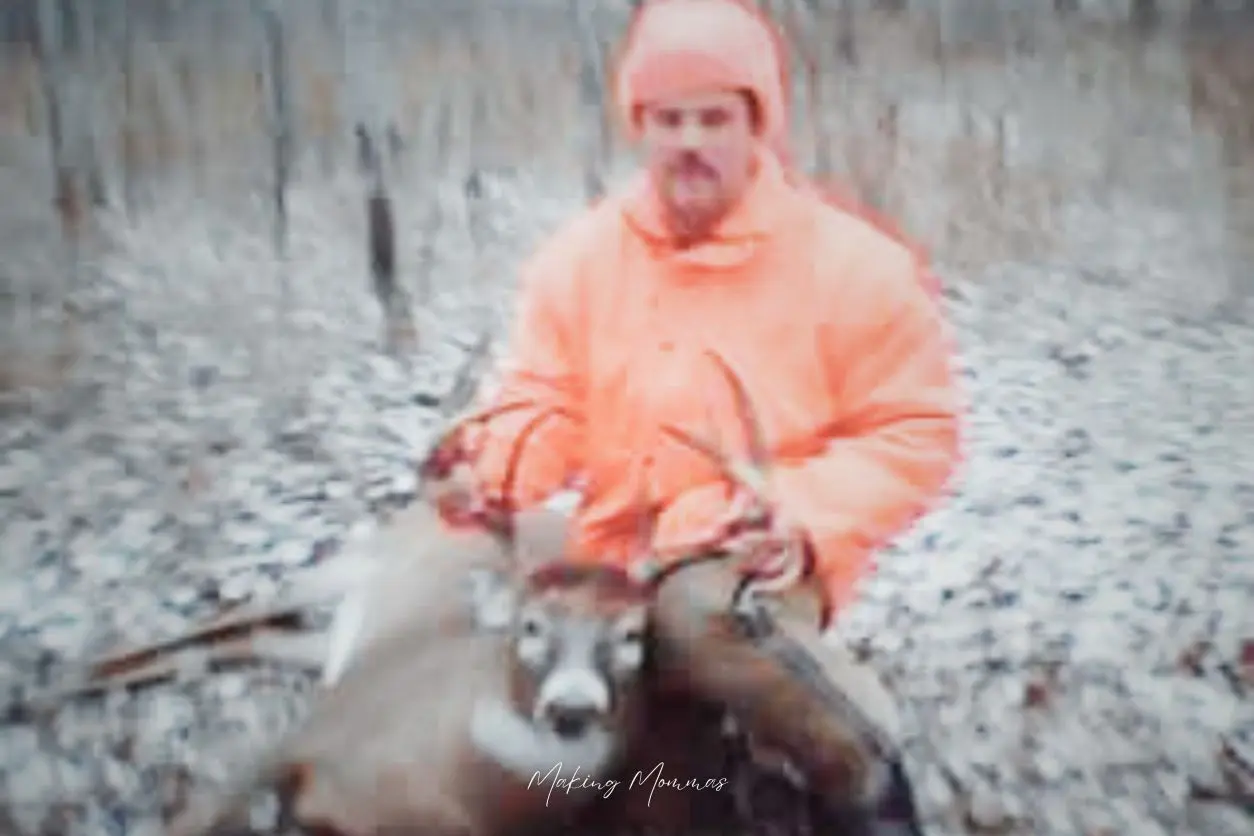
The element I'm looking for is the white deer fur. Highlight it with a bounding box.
[470,695,618,782]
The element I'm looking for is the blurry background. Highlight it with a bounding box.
[1,0,1252,387]
[0,2,1252,835]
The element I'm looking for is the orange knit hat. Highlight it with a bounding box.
[613,0,789,151]
[612,0,940,301]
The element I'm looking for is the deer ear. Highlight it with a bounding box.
[468,568,520,631]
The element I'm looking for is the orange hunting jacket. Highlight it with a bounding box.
[469,149,962,615]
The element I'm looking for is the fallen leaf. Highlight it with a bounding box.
[1177,639,1211,676]
[1238,639,1254,686]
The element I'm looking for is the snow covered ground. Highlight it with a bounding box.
[0,152,1251,836]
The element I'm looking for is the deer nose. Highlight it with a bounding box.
[536,667,611,738]
[545,700,601,739]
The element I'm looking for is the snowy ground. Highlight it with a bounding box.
[0,153,1252,836]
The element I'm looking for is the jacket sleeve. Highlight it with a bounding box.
[651,237,962,615]
[772,244,962,613]
[466,232,589,509]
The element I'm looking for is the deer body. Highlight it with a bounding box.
[166,562,652,836]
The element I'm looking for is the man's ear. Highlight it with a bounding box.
[468,567,520,631]
[739,89,763,134]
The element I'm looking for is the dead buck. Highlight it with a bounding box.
[153,390,778,835]
[164,560,656,836]
[156,365,759,835]
[8,340,869,833]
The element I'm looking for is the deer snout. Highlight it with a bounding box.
[547,700,601,739]
[535,667,611,738]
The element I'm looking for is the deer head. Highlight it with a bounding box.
[466,560,653,781]
[163,559,657,836]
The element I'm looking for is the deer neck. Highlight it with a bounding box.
[469,695,617,785]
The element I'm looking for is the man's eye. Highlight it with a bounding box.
[655,111,682,129]
[701,110,730,128]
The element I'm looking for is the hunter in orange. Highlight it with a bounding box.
[463,0,961,831]
[475,0,960,619]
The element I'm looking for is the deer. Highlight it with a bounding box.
[145,350,657,833]
[160,355,795,836]
[8,340,863,835]
[163,559,658,836]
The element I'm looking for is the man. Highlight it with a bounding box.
[461,0,962,832]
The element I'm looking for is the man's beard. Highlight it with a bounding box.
[663,184,729,246]
[661,157,723,242]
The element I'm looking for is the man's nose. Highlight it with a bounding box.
[678,118,704,149]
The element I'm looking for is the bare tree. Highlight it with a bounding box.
[573,0,611,202]
[1131,0,1161,31]
[342,0,416,356]
[118,0,139,215]
[35,0,83,297]
[74,0,107,207]
[258,0,294,267]
[835,0,859,67]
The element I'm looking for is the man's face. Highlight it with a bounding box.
[638,89,757,240]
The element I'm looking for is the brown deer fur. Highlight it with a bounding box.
[165,562,654,836]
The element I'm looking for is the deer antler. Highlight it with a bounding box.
[418,397,575,554]
[657,350,821,616]
[661,350,772,520]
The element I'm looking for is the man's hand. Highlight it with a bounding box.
[700,486,817,592]
[651,348,828,622]
[417,398,556,537]
[653,482,816,596]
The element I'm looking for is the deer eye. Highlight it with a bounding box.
[608,612,647,674]
[613,610,646,642]
[514,608,554,669]
[617,625,644,646]
[522,616,545,638]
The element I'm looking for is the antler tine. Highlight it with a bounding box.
[418,398,536,483]
[634,471,659,561]
[628,457,659,568]
[487,404,571,546]
[704,350,770,475]
[653,352,822,616]
[659,350,772,500]
[443,326,496,418]
[415,324,504,480]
